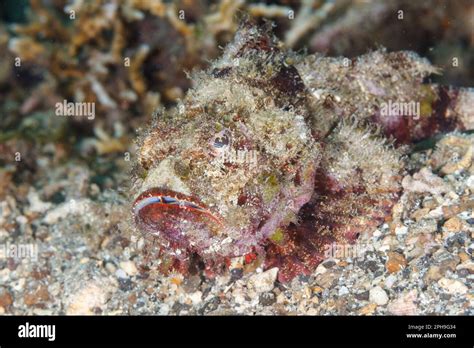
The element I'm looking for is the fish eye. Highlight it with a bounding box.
[162,196,178,204]
[210,129,232,150]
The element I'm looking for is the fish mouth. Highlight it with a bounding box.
[133,187,223,238]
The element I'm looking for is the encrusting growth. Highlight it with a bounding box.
[132,22,473,282]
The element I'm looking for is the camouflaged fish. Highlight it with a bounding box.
[131,22,473,282]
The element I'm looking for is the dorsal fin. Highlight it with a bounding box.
[218,20,280,64]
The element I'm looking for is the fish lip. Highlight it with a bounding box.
[133,187,222,225]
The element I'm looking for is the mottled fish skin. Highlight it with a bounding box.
[132,22,473,282]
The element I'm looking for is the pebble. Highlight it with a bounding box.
[0,289,13,309]
[65,279,116,315]
[424,265,442,282]
[115,269,128,279]
[410,219,438,234]
[24,285,50,306]
[322,259,336,268]
[443,217,464,232]
[105,262,117,274]
[359,303,377,315]
[43,199,93,225]
[402,168,449,195]
[315,270,339,289]
[187,291,203,306]
[395,225,408,236]
[182,275,201,292]
[434,250,460,273]
[387,289,418,315]
[369,286,389,306]
[384,274,398,288]
[410,208,430,222]
[456,261,474,274]
[386,251,407,274]
[200,296,221,314]
[458,252,470,263]
[438,278,468,295]
[259,292,277,306]
[338,286,350,296]
[314,263,328,275]
[119,260,138,276]
[354,290,370,301]
[27,190,52,213]
[158,303,170,315]
[118,278,134,292]
[233,287,247,305]
[247,267,278,293]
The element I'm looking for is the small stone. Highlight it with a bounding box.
[387,289,418,315]
[424,265,442,282]
[369,286,389,306]
[27,189,52,213]
[259,292,277,306]
[337,260,349,267]
[456,261,474,274]
[128,293,137,304]
[232,288,246,305]
[66,279,115,315]
[442,201,474,219]
[438,278,468,295]
[423,198,438,209]
[182,275,201,292]
[443,217,464,232]
[158,303,170,315]
[276,292,286,304]
[362,260,380,273]
[247,267,278,293]
[410,208,430,222]
[386,251,407,274]
[199,297,220,314]
[115,269,128,279]
[314,263,327,275]
[322,259,336,268]
[0,289,13,308]
[187,291,202,305]
[312,286,324,294]
[118,278,134,292]
[458,252,470,263]
[359,303,377,315]
[384,274,398,288]
[395,225,408,236]
[435,250,461,274]
[314,271,339,289]
[171,302,191,314]
[105,262,117,274]
[410,219,438,234]
[338,286,349,296]
[456,268,470,278]
[24,285,50,306]
[354,290,370,301]
[402,168,449,195]
[119,260,138,276]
